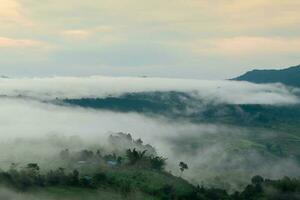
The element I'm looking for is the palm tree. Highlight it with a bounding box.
[126,148,147,164]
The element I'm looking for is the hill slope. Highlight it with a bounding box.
[233,64,300,87]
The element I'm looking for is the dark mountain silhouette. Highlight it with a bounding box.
[233,64,300,87]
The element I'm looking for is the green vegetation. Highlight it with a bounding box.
[62,93,300,165]
[0,146,299,200]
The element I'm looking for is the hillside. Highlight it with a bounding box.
[61,92,300,164]
[61,92,300,129]
[0,133,299,200]
[233,64,300,87]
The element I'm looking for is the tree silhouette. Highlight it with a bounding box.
[179,162,188,176]
[126,148,147,164]
[150,156,166,170]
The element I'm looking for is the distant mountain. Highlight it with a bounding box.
[233,64,300,87]
[61,91,300,128]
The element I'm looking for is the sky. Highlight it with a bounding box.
[0,0,300,79]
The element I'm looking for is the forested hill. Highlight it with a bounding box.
[61,91,300,128]
[233,64,300,87]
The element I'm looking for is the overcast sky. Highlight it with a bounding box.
[0,0,299,79]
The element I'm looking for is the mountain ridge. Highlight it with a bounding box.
[233,64,300,87]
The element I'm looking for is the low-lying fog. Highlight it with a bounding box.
[0,76,298,104]
[0,76,299,191]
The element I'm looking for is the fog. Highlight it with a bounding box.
[0,77,299,192]
[0,99,299,190]
[0,76,298,104]
[0,187,132,200]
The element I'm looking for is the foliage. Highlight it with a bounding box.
[126,148,166,171]
[0,146,299,199]
[179,162,188,173]
[0,162,299,200]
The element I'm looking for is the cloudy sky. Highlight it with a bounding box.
[0,0,300,79]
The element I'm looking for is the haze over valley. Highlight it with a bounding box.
[0,71,299,195]
[1,0,300,199]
